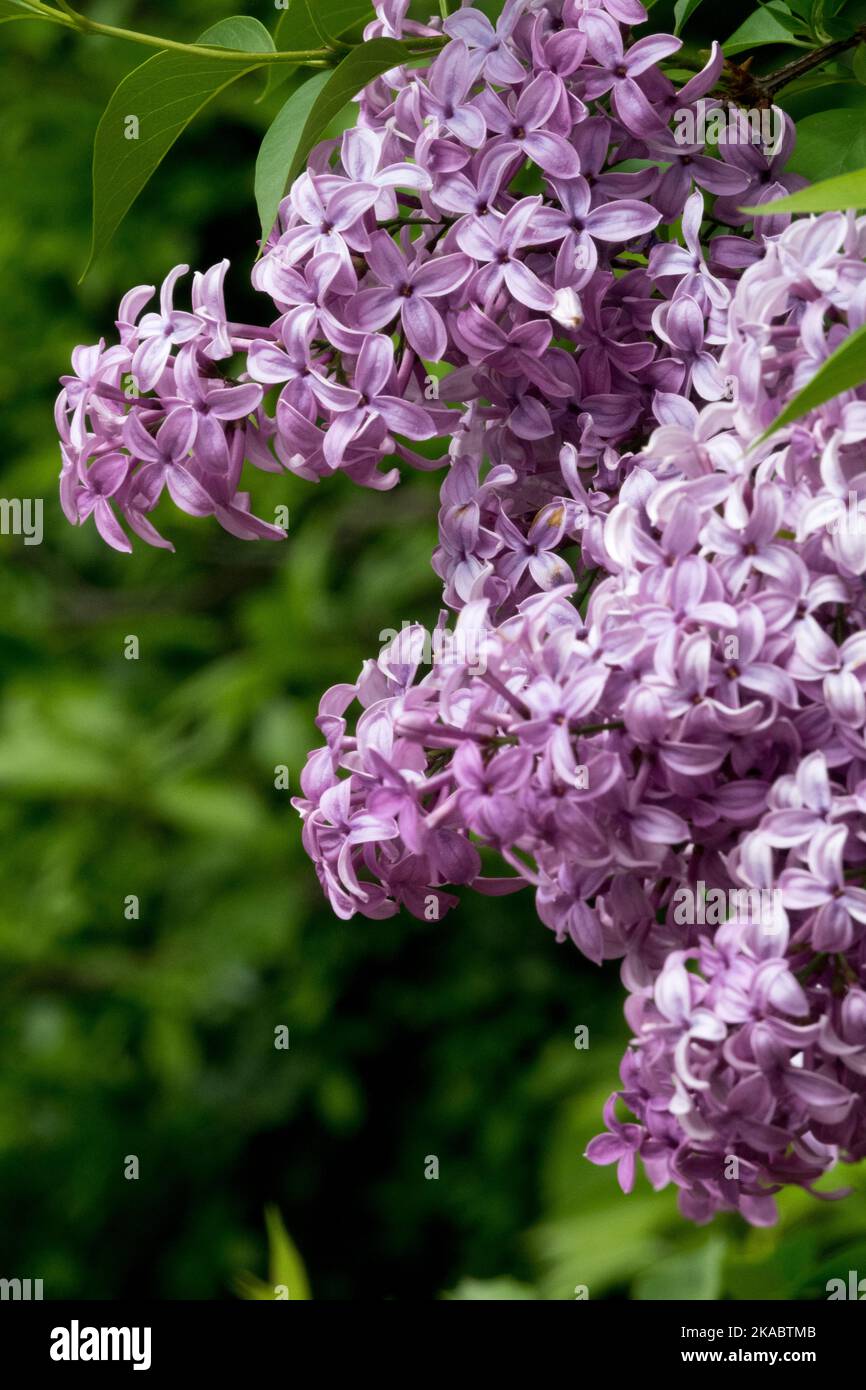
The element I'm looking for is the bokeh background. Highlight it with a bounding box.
[3,0,866,1301]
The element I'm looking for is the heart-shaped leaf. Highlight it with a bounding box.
[83,15,276,279]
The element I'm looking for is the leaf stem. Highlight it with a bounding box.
[27,1,445,64]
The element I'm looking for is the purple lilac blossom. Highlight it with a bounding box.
[293,210,866,1224]
[56,0,866,1228]
[58,0,756,551]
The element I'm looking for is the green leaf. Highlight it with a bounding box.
[744,164,866,214]
[275,0,374,47]
[673,0,706,32]
[446,1277,540,1300]
[777,70,858,100]
[265,1205,311,1299]
[633,1239,725,1301]
[194,14,276,52]
[725,3,808,55]
[254,37,411,242]
[261,0,374,101]
[83,15,276,278]
[787,103,866,180]
[759,323,866,442]
[149,777,267,839]
[255,69,331,240]
[0,0,45,20]
[817,0,849,16]
[235,1206,312,1300]
[854,41,866,85]
[763,5,813,34]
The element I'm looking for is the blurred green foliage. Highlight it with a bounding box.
[2,0,866,1301]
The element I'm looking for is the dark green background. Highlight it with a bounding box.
[1,0,865,1300]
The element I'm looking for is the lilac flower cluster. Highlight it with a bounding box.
[57,0,866,1225]
[59,0,773,552]
[58,264,287,549]
[295,209,866,1223]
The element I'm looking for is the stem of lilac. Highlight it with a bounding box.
[501,845,540,886]
[408,722,490,746]
[30,1,447,64]
[425,790,459,829]
[481,668,532,717]
[722,28,866,105]
[31,1,332,61]
[92,384,150,406]
[766,325,804,340]
[384,216,439,230]
[421,769,455,795]
[795,952,828,984]
[228,322,276,340]
[576,565,601,611]
[396,346,416,394]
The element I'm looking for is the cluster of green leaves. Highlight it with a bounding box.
[2,0,448,276]
[86,9,424,275]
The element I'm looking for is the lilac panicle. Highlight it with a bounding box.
[57,0,866,1229]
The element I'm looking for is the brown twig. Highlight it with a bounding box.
[722,26,866,107]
